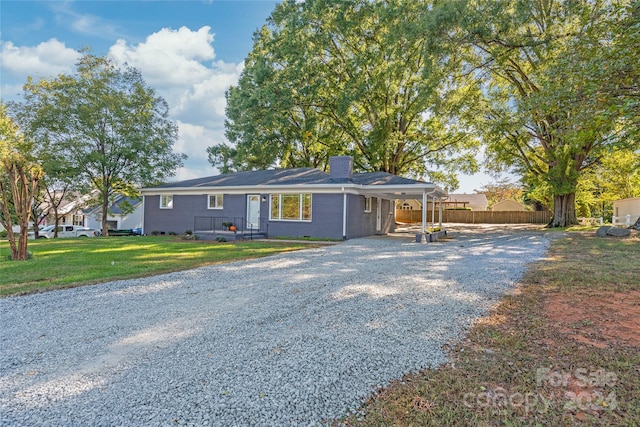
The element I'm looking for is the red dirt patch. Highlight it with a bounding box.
[545,291,640,348]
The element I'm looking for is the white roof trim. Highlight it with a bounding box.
[141,183,447,198]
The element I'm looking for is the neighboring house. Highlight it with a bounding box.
[44,191,97,227]
[84,195,143,231]
[492,199,527,211]
[443,193,488,211]
[141,156,447,240]
[396,199,422,210]
[42,191,143,231]
[612,197,640,226]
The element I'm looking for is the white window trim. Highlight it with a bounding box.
[207,194,224,210]
[364,196,372,213]
[269,193,312,222]
[160,195,173,209]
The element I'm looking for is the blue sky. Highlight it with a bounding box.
[1,0,495,192]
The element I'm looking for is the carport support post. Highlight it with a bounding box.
[421,191,427,243]
[431,195,436,229]
[438,197,443,228]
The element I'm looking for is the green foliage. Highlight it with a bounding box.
[0,103,42,260]
[458,0,640,226]
[12,52,186,235]
[215,236,227,242]
[209,0,480,186]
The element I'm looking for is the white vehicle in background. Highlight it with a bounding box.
[29,225,101,239]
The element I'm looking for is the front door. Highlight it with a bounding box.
[246,195,260,230]
[376,197,382,232]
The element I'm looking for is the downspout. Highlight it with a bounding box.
[141,195,146,236]
[342,188,347,240]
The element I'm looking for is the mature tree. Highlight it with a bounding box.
[459,0,640,226]
[209,0,480,188]
[15,53,185,235]
[0,104,43,260]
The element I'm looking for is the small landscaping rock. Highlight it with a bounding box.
[595,226,611,237]
[606,227,631,238]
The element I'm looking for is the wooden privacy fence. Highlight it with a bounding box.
[396,209,551,224]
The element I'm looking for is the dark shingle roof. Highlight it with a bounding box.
[352,172,425,186]
[155,168,332,188]
[151,168,431,189]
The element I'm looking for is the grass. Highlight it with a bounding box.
[0,236,313,297]
[340,233,640,426]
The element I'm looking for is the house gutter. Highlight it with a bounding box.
[342,188,347,240]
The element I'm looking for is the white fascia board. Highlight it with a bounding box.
[140,183,448,198]
[357,184,448,199]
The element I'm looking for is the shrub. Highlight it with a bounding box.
[184,230,193,235]
[215,236,227,242]
[0,230,8,238]
[167,231,177,236]
[151,230,161,236]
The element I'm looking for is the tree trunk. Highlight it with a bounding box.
[102,192,110,236]
[630,216,640,231]
[548,193,578,228]
[53,205,60,238]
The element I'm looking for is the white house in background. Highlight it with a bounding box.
[492,199,527,211]
[43,191,143,231]
[42,191,97,227]
[84,195,143,231]
[612,197,640,226]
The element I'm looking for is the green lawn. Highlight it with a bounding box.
[0,236,313,297]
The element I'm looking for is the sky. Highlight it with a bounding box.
[1,0,496,193]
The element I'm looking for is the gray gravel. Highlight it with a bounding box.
[1,229,552,426]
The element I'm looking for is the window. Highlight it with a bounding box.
[160,195,173,209]
[208,194,223,209]
[270,194,311,221]
[364,197,372,213]
[73,215,84,226]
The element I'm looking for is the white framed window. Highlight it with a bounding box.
[364,196,372,213]
[72,214,84,226]
[160,195,173,209]
[270,194,312,221]
[208,194,224,209]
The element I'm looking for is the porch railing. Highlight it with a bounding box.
[193,216,268,239]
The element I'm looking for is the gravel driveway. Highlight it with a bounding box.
[1,229,552,426]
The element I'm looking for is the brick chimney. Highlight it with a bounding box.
[329,156,353,181]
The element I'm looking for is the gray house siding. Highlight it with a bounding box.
[144,193,345,239]
[346,195,395,239]
[144,194,248,234]
[263,193,343,240]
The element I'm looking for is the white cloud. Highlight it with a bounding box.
[108,26,217,88]
[173,121,223,180]
[50,2,122,40]
[0,39,79,78]
[106,26,244,180]
[1,26,243,182]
